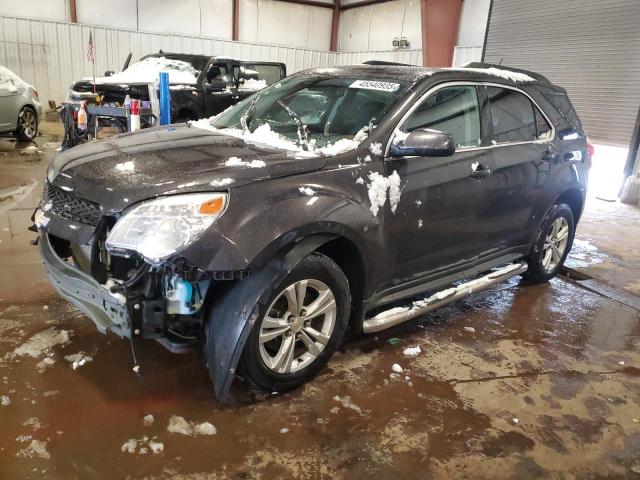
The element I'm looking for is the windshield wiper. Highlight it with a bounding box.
[276,99,310,151]
[240,97,258,132]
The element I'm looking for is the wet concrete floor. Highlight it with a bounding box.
[1,125,640,479]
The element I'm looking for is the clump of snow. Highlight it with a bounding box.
[391,363,404,373]
[392,130,409,145]
[403,346,421,358]
[453,66,534,83]
[23,417,43,430]
[366,171,402,216]
[14,328,70,358]
[464,326,476,333]
[1,395,10,406]
[353,125,370,143]
[280,427,289,434]
[320,138,361,156]
[299,187,316,196]
[167,415,216,436]
[104,279,126,304]
[121,439,138,454]
[356,177,364,185]
[369,142,383,155]
[239,78,267,91]
[225,157,244,166]
[210,178,234,187]
[64,352,92,370]
[224,156,266,168]
[143,414,154,426]
[121,436,164,455]
[194,422,217,436]
[471,161,480,172]
[148,440,164,454]
[418,219,423,229]
[249,160,266,168]
[92,56,199,85]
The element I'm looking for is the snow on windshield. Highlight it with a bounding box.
[91,57,200,85]
[190,119,369,157]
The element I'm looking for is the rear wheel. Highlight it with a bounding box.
[239,253,350,392]
[15,106,38,141]
[524,203,575,283]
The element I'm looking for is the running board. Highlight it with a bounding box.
[362,261,528,334]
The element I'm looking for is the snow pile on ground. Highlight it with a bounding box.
[121,436,164,455]
[13,328,71,358]
[239,78,267,91]
[64,352,92,370]
[299,187,316,196]
[454,66,534,83]
[92,56,199,85]
[167,415,216,436]
[366,171,402,216]
[403,346,421,357]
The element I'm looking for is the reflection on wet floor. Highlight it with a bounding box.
[1,273,639,479]
[1,126,640,478]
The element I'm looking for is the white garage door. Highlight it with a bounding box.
[482,0,640,146]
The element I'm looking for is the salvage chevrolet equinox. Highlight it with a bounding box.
[34,63,590,400]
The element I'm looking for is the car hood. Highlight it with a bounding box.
[47,124,326,213]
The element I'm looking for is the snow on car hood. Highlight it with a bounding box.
[88,57,200,85]
[47,124,327,213]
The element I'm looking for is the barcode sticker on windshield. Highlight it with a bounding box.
[349,80,400,92]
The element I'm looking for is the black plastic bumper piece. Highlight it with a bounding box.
[38,231,131,337]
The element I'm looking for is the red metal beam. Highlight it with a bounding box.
[232,0,240,41]
[69,0,77,23]
[330,0,341,51]
[421,0,461,67]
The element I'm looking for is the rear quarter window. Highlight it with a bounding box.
[487,86,537,142]
[540,90,583,135]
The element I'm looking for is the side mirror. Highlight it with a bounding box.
[204,79,226,93]
[104,70,115,77]
[390,128,456,157]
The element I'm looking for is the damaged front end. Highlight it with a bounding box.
[35,186,233,353]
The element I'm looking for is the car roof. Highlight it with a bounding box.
[301,63,552,87]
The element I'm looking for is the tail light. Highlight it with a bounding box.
[586,136,594,169]
[33,90,39,99]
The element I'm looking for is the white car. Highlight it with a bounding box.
[0,66,42,141]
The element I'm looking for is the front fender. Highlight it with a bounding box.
[204,235,334,401]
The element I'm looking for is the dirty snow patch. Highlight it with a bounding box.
[279,427,289,434]
[14,328,70,358]
[35,357,55,373]
[1,395,10,406]
[210,178,234,187]
[143,414,154,426]
[28,440,51,459]
[121,436,164,455]
[224,156,266,169]
[167,415,216,436]
[333,395,363,415]
[403,346,421,358]
[391,363,404,373]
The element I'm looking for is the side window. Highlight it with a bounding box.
[401,85,481,148]
[244,64,282,85]
[535,108,552,140]
[487,86,537,142]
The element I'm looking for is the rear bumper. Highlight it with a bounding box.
[38,231,131,337]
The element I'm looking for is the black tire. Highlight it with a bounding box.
[524,203,575,283]
[15,106,38,141]
[239,253,351,393]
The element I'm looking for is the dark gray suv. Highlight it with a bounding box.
[34,63,590,400]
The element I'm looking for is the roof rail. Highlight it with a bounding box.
[362,60,415,67]
[463,62,551,83]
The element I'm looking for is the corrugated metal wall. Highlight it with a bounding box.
[483,0,640,146]
[0,15,425,108]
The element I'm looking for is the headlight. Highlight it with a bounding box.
[106,193,227,262]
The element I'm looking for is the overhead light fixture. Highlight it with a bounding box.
[392,37,400,48]
[399,37,409,49]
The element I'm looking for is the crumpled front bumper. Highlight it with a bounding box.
[38,231,131,337]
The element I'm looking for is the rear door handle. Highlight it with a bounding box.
[470,163,492,179]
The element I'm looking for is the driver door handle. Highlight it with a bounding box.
[470,163,492,179]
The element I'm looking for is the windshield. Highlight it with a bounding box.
[210,75,409,150]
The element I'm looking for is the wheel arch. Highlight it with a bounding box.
[555,187,585,222]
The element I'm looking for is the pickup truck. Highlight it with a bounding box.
[68,52,287,122]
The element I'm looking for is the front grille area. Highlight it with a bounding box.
[42,183,102,226]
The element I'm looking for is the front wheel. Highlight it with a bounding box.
[524,203,575,283]
[239,253,351,392]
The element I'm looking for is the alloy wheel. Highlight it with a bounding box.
[20,109,37,139]
[258,279,337,374]
[541,217,569,273]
